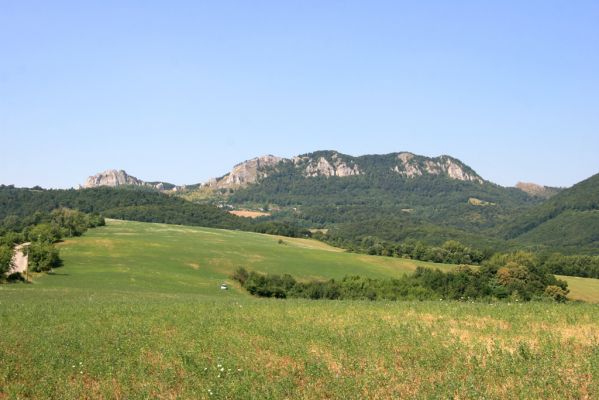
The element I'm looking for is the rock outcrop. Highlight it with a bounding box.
[81,169,175,191]
[206,155,283,189]
[82,169,145,188]
[294,152,362,177]
[392,153,483,183]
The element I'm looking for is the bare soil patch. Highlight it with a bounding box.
[229,210,271,218]
[9,243,30,275]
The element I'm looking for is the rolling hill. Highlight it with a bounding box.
[39,219,599,303]
[1,219,598,399]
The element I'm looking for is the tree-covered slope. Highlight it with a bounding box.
[513,210,599,254]
[0,185,243,230]
[228,151,543,248]
[502,173,599,254]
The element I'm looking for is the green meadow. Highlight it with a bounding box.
[1,220,599,399]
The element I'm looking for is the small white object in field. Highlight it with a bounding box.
[220,283,228,290]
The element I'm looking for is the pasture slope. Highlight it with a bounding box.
[0,219,598,399]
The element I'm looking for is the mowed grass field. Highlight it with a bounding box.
[1,220,599,399]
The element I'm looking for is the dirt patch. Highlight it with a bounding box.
[229,210,271,218]
[187,263,200,270]
[8,243,30,275]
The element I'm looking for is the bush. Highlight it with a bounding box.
[0,244,14,275]
[26,223,62,243]
[545,285,569,303]
[27,242,61,272]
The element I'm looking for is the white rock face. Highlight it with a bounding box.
[208,155,283,188]
[82,169,177,191]
[393,153,423,177]
[300,153,362,177]
[393,153,483,183]
[83,169,145,188]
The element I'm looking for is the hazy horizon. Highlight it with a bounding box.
[1,1,598,188]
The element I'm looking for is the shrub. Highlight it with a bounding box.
[545,285,569,303]
[0,244,14,275]
[26,223,62,244]
[232,267,249,285]
[27,242,61,272]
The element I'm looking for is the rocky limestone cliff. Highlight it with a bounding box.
[392,153,483,183]
[206,155,283,189]
[82,170,174,190]
[82,169,145,188]
[294,152,362,177]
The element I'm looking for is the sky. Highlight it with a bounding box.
[1,1,598,189]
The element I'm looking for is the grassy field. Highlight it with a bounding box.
[1,220,599,399]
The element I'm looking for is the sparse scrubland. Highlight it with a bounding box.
[1,220,598,399]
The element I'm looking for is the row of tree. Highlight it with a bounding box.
[315,232,599,280]
[334,237,492,265]
[540,253,599,279]
[232,252,569,303]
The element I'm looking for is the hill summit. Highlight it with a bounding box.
[82,169,143,188]
[82,169,176,191]
[205,150,484,190]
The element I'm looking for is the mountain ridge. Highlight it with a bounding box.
[81,150,487,191]
[206,151,484,190]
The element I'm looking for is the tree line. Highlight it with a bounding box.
[232,251,569,303]
[0,186,311,239]
[315,231,599,280]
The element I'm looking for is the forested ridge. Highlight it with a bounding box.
[0,185,310,238]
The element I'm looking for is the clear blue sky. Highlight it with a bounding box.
[1,1,598,188]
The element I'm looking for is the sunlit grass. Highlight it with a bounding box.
[1,220,598,399]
